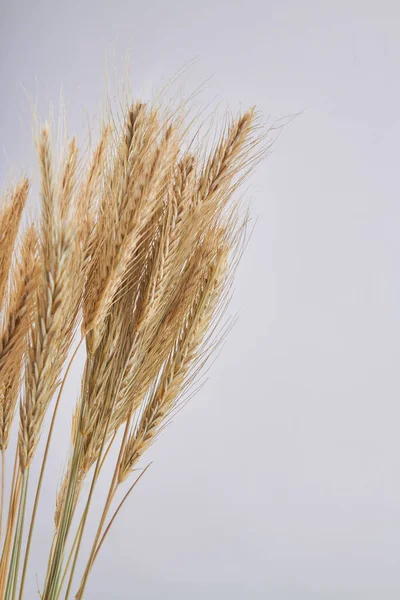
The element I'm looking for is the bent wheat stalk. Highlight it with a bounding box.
[0,84,266,600]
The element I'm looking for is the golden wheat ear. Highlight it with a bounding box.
[0,225,39,451]
[82,106,179,353]
[18,127,83,471]
[0,179,29,309]
[0,226,39,378]
[119,232,231,480]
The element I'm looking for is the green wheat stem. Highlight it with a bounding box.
[4,469,29,600]
[17,339,83,600]
[42,353,93,600]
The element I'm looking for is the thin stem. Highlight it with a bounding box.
[74,416,132,600]
[55,436,113,600]
[4,445,18,543]
[54,517,83,600]
[93,464,151,564]
[0,449,21,596]
[43,436,83,600]
[0,450,5,543]
[10,470,29,600]
[4,470,29,600]
[17,339,83,600]
[64,482,115,600]
[66,341,136,600]
[42,351,93,600]
[64,395,125,599]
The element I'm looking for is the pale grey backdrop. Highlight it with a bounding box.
[1,1,400,598]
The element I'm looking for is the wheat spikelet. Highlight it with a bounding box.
[199,109,256,202]
[82,104,165,349]
[0,226,39,454]
[79,126,112,265]
[59,137,78,221]
[18,128,83,470]
[0,179,29,309]
[0,368,20,451]
[0,226,39,378]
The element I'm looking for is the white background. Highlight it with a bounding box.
[1,1,400,598]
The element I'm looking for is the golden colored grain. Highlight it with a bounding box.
[0,179,29,309]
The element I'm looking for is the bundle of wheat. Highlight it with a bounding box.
[0,89,263,600]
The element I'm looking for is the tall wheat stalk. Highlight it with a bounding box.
[0,85,265,599]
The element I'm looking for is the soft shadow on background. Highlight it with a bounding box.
[1,1,400,598]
